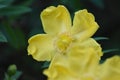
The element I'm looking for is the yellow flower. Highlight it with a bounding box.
[44,44,120,80]
[27,5,100,61]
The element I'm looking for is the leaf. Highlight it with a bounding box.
[0,4,7,9]
[4,73,10,80]
[0,6,31,16]
[0,32,7,42]
[103,49,119,54]
[100,60,104,64]
[0,0,14,5]
[19,0,33,6]
[2,21,26,49]
[41,61,50,68]
[94,37,109,41]
[59,0,83,11]
[90,0,104,9]
[11,71,22,80]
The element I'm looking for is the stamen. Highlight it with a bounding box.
[55,33,72,53]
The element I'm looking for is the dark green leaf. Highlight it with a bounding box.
[11,71,22,80]
[4,73,10,80]
[94,37,109,41]
[0,6,31,16]
[42,61,50,68]
[2,21,26,49]
[59,0,83,11]
[2,22,19,49]
[19,0,33,6]
[0,0,14,5]
[0,4,7,9]
[90,0,104,9]
[0,32,7,42]
[100,60,104,64]
[103,49,119,54]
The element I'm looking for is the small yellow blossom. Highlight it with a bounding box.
[27,5,100,61]
[27,5,120,80]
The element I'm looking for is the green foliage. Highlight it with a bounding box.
[94,37,109,41]
[0,4,6,8]
[0,6,31,16]
[0,0,14,5]
[90,0,104,9]
[59,0,83,10]
[42,61,50,69]
[4,64,22,80]
[103,49,119,54]
[0,31,7,42]
[2,22,26,49]
[0,0,31,16]
[19,0,33,6]
[0,0,32,49]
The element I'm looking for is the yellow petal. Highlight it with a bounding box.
[67,38,102,74]
[41,5,71,35]
[44,54,79,80]
[44,66,77,80]
[68,38,103,58]
[44,46,100,80]
[98,56,120,80]
[72,9,99,42]
[27,34,55,61]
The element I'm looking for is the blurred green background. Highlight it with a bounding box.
[0,0,120,80]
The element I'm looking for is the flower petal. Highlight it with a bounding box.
[41,5,71,34]
[68,38,103,58]
[44,54,79,80]
[98,56,120,80]
[27,34,55,61]
[72,9,99,41]
[67,38,102,74]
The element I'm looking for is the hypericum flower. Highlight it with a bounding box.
[44,42,120,80]
[27,5,101,61]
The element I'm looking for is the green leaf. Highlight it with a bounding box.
[0,32,7,42]
[90,0,104,9]
[94,37,109,41]
[0,0,14,5]
[2,21,26,49]
[4,73,10,80]
[0,4,7,9]
[100,60,104,64]
[0,6,31,16]
[42,61,50,68]
[11,71,22,80]
[103,49,119,54]
[19,0,33,6]
[59,0,83,11]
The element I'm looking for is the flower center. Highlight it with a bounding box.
[55,33,73,53]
